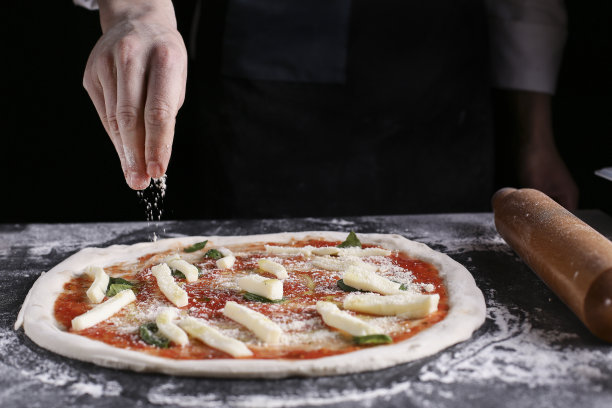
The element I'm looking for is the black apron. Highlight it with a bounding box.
[186,0,493,218]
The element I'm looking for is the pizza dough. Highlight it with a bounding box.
[15,232,485,378]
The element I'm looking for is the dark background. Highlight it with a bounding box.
[3,1,611,223]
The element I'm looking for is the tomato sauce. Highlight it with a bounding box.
[54,239,449,360]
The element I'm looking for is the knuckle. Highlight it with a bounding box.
[105,113,120,135]
[82,74,92,92]
[94,52,116,78]
[151,43,180,69]
[145,104,174,127]
[116,107,139,131]
[116,36,139,67]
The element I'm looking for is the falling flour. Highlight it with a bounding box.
[136,175,167,241]
[136,175,167,222]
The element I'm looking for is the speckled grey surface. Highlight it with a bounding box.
[2,213,612,408]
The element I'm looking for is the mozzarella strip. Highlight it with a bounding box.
[311,246,340,256]
[343,265,403,295]
[311,256,377,272]
[216,255,236,269]
[167,259,199,282]
[222,301,282,344]
[310,256,344,271]
[71,289,136,331]
[343,293,440,318]
[337,247,392,257]
[218,247,234,257]
[258,258,288,280]
[315,301,380,337]
[151,263,188,307]
[238,275,283,300]
[84,266,110,304]
[264,245,313,257]
[178,316,253,358]
[156,308,189,346]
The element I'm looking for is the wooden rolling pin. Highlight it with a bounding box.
[492,187,612,342]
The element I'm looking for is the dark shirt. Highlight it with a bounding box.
[175,0,493,218]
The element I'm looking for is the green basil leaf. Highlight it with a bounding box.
[337,231,362,248]
[106,277,135,297]
[108,277,132,286]
[106,283,133,297]
[399,283,408,291]
[353,334,393,345]
[184,240,208,253]
[139,323,170,348]
[337,279,361,292]
[243,292,286,303]
[204,249,223,260]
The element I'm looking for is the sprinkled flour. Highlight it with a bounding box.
[136,175,168,241]
[137,175,167,223]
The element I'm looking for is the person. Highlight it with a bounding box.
[77,0,578,217]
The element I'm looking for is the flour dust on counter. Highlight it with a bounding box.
[0,326,122,400]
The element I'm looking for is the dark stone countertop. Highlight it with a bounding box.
[1,212,612,408]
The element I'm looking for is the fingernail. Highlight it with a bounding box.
[147,162,164,178]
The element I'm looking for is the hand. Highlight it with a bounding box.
[495,90,579,211]
[83,0,187,189]
[518,141,579,211]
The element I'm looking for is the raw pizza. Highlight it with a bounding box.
[16,231,485,377]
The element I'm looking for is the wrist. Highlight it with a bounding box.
[501,90,556,148]
[97,0,176,33]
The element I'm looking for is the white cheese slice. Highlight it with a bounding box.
[315,301,380,336]
[216,255,236,270]
[337,247,392,257]
[178,316,253,358]
[311,246,340,256]
[218,247,234,257]
[222,301,282,344]
[71,289,136,331]
[343,293,440,318]
[310,256,345,271]
[264,245,313,257]
[166,258,199,282]
[151,263,189,307]
[164,254,181,262]
[155,308,189,346]
[237,274,283,300]
[84,266,109,304]
[258,258,288,280]
[342,265,403,295]
[311,256,377,272]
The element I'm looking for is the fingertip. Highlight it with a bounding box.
[146,161,165,179]
[127,172,151,190]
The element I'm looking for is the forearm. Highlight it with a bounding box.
[502,90,556,149]
[98,0,177,33]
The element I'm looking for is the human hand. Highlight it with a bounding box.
[83,0,187,189]
[495,90,579,211]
